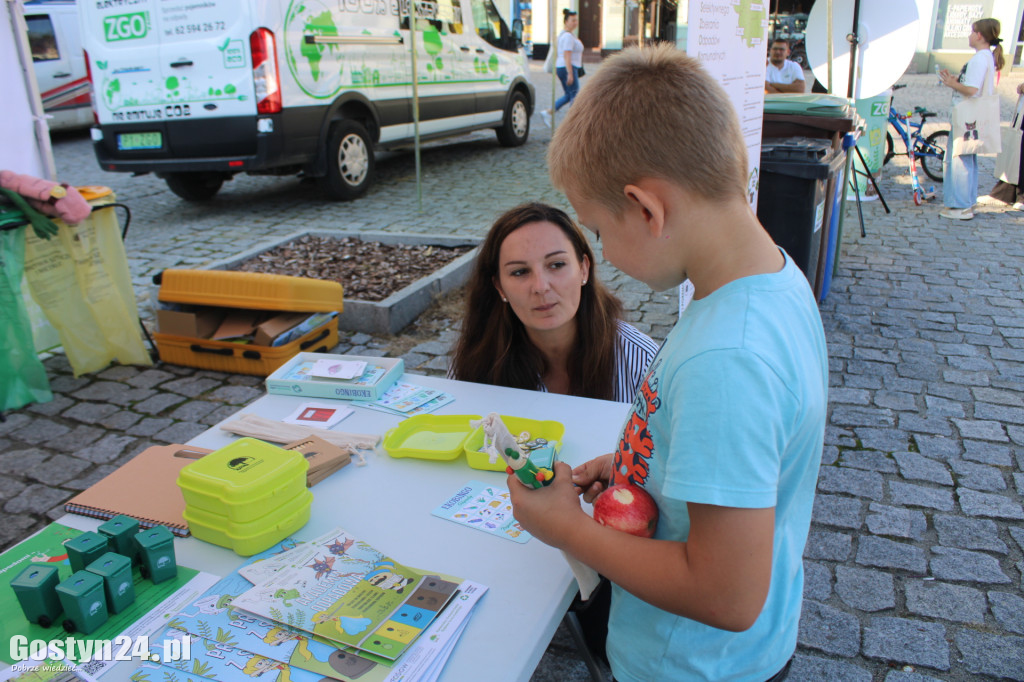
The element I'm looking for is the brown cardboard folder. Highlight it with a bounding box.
[63,444,211,537]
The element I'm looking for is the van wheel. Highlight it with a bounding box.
[321,120,375,201]
[164,173,224,201]
[496,92,529,147]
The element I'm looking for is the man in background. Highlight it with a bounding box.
[765,39,805,93]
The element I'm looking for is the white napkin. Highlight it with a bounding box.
[563,551,601,600]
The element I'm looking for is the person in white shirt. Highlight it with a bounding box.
[938,17,1004,221]
[541,9,585,127]
[765,40,805,94]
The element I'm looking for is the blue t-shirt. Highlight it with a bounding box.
[606,252,828,682]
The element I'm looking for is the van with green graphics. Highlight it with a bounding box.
[79,0,533,201]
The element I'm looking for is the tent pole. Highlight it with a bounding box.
[550,0,557,132]
[826,0,833,93]
[410,1,422,211]
[846,0,861,99]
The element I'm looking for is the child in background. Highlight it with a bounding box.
[508,45,828,681]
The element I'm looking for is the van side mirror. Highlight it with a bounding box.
[512,19,523,47]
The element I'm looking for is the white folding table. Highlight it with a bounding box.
[59,373,631,682]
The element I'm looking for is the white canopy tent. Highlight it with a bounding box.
[2,0,55,179]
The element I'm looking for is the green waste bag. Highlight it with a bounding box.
[0,225,53,411]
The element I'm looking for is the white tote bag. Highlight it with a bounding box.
[543,45,555,73]
[951,94,1002,157]
[994,95,1024,184]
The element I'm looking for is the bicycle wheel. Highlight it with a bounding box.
[884,132,895,166]
[918,130,948,183]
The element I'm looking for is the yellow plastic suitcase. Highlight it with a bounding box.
[152,269,344,376]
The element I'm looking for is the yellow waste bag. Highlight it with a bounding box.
[23,198,152,376]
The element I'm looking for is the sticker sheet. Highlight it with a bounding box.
[431,482,531,544]
[353,383,454,416]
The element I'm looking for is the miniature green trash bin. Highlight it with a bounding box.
[55,570,108,634]
[86,552,135,614]
[10,563,62,627]
[99,515,140,562]
[65,532,109,573]
[134,525,177,584]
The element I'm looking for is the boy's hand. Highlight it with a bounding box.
[508,462,588,546]
[572,454,614,503]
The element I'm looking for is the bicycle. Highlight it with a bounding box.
[882,84,949,187]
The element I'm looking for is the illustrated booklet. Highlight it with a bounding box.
[229,528,460,660]
[157,529,485,682]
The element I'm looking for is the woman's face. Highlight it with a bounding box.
[494,220,590,339]
[565,14,579,31]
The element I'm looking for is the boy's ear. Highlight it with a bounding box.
[623,181,666,238]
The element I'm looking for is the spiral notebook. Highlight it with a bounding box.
[63,444,211,537]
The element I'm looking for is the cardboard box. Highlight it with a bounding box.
[211,310,263,341]
[157,308,224,339]
[253,312,311,346]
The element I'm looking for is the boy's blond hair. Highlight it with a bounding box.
[548,44,749,213]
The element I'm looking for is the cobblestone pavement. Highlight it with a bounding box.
[3,65,1024,681]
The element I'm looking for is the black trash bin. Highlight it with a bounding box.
[757,137,846,288]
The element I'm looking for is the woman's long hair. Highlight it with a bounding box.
[450,203,624,400]
[974,18,1005,72]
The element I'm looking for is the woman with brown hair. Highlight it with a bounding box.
[450,202,657,403]
[938,17,1005,220]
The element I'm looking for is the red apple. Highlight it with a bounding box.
[592,484,659,538]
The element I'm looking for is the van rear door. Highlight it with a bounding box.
[155,2,257,122]
[81,1,256,151]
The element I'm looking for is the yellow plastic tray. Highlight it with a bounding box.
[383,415,482,461]
[185,490,312,556]
[463,416,564,472]
[177,438,309,522]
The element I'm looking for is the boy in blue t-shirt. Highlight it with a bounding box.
[508,45,828,681]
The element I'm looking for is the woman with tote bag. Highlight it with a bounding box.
[937,18,1004,221]
[979,81,1024,209]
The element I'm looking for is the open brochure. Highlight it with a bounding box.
[155,529,485,682]
[230,528,457,660]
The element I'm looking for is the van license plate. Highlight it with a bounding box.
[117,132,162,150]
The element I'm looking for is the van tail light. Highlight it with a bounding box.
[83,49,98,124]
[250,28,281,114]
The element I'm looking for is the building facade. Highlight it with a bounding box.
[515,0,1024,73]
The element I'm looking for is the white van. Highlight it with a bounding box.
[25,0,92,131]
[78,0,534,201]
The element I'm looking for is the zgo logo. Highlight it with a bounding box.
[103,12,150,42]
